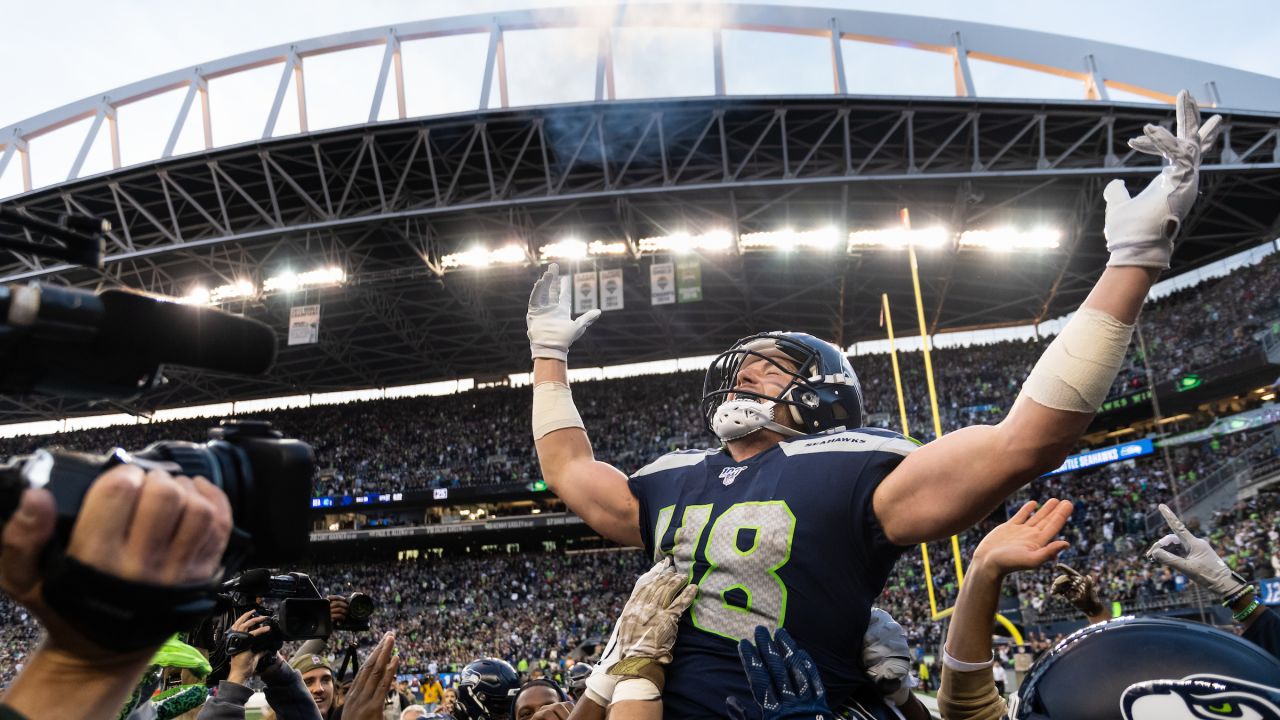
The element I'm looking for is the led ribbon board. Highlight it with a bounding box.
[1041,438,1154,477]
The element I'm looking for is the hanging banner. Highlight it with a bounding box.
[599,268,624,311]
[676,257,702,303]
[574,271,598,314]
[288,304,320,346]
[650,262,675,306]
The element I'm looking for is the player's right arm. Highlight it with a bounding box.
[528,264,642,548]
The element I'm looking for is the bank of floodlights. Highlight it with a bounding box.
[179,266,346,305]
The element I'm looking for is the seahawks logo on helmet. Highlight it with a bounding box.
[1121,675,1280,720]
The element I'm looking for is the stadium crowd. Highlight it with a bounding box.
[1,253,1276,498]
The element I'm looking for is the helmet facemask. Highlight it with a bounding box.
[702,334,857,441]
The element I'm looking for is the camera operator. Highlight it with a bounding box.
[0,464,232,720]
[197,611,321,720]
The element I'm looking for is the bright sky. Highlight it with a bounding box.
[3,0,1278,197]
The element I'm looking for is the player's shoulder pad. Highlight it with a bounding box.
[779,427,920,458]
[631,448,720,478]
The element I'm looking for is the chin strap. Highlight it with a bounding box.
[712,399,804,441]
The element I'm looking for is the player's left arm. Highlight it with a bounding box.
[874,91,1220,546]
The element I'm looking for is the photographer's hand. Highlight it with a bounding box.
[226,611,273,685]
[0,464,232,720]
[328,594,349,626]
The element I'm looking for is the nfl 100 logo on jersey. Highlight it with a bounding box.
[719,466,747,486]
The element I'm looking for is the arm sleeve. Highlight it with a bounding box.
[262,663,324,720]
[937,665,1008,720]
[197,681,253,720]
[1243,608,1280,660]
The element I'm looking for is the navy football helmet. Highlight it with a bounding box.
[1010,616,1280,720]
[702,331,866,440]
[566,662,591,699]
[454,658,521,720]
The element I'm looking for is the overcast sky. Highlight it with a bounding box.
[2,0,1277,194]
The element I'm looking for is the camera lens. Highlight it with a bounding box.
[347,592,374,621]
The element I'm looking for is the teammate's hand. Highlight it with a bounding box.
[736,626,833,720]
[586,558,682,706]
[1146,503,1249,600]
[1104,89,1221,268]
[862,608,915,706]
[610,557,697,666]
[971,499,1073,577]
[527,263,601,362]
[1050,564,1105,617]
[529,700,574,720]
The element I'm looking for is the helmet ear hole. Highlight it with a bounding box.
[831,404,848,420]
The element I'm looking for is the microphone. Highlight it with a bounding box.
[0,283,278,398]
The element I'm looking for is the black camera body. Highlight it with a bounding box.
[0,420,314,570]
[201,569,333,683]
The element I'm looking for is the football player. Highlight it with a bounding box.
[527,91,1220,717]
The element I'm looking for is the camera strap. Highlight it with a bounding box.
[42,555,219,653]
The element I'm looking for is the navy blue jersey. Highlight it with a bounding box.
[627,427,917,719]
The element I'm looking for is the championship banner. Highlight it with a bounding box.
[288,304,320,346]
[574,271,598,314]
[676,257,702,303]
[651,262,675,305]
[599,268,624,311]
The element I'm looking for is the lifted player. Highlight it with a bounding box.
[527,92,1220,718]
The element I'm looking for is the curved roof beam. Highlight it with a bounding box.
[2,3,1278,195]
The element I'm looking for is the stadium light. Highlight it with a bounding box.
[440,244,528,270]
[263,266,346,292]
[958,228,1061,251]
[740,227,842,252]
[847,227,949,251]
[588,240,628,256]
[539,238,588,261]
[638,230,733,255]
[179,279,256,305]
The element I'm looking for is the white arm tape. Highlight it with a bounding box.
[942,647,994,672]
[584,673,617,708]
[1019,307,1134,413]
[612,677,662,703]
[532,381,585,439]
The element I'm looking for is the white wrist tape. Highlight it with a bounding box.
[612,677,662,703]
[1020,307,1134,413]
[532,381,585,439]
[584,674,617,708]
[942,647,994,672]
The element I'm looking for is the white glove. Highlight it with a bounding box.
[1104,89,1221,269]
[862,607,915,706]
[1146,503,1249,599]
[527,262,601,362]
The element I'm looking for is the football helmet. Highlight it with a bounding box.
[566,662,591,699]
[454,658,521,720]
[702,332,866,441]
[1009,616,1280,720]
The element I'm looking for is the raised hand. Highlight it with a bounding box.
[1050,564,1105,617]
[971,499,1073,577]
[1146,503,1249,600]
[1104,89,1223,268]
[527,263,602,362]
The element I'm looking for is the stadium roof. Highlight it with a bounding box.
[2,5,1279,422]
